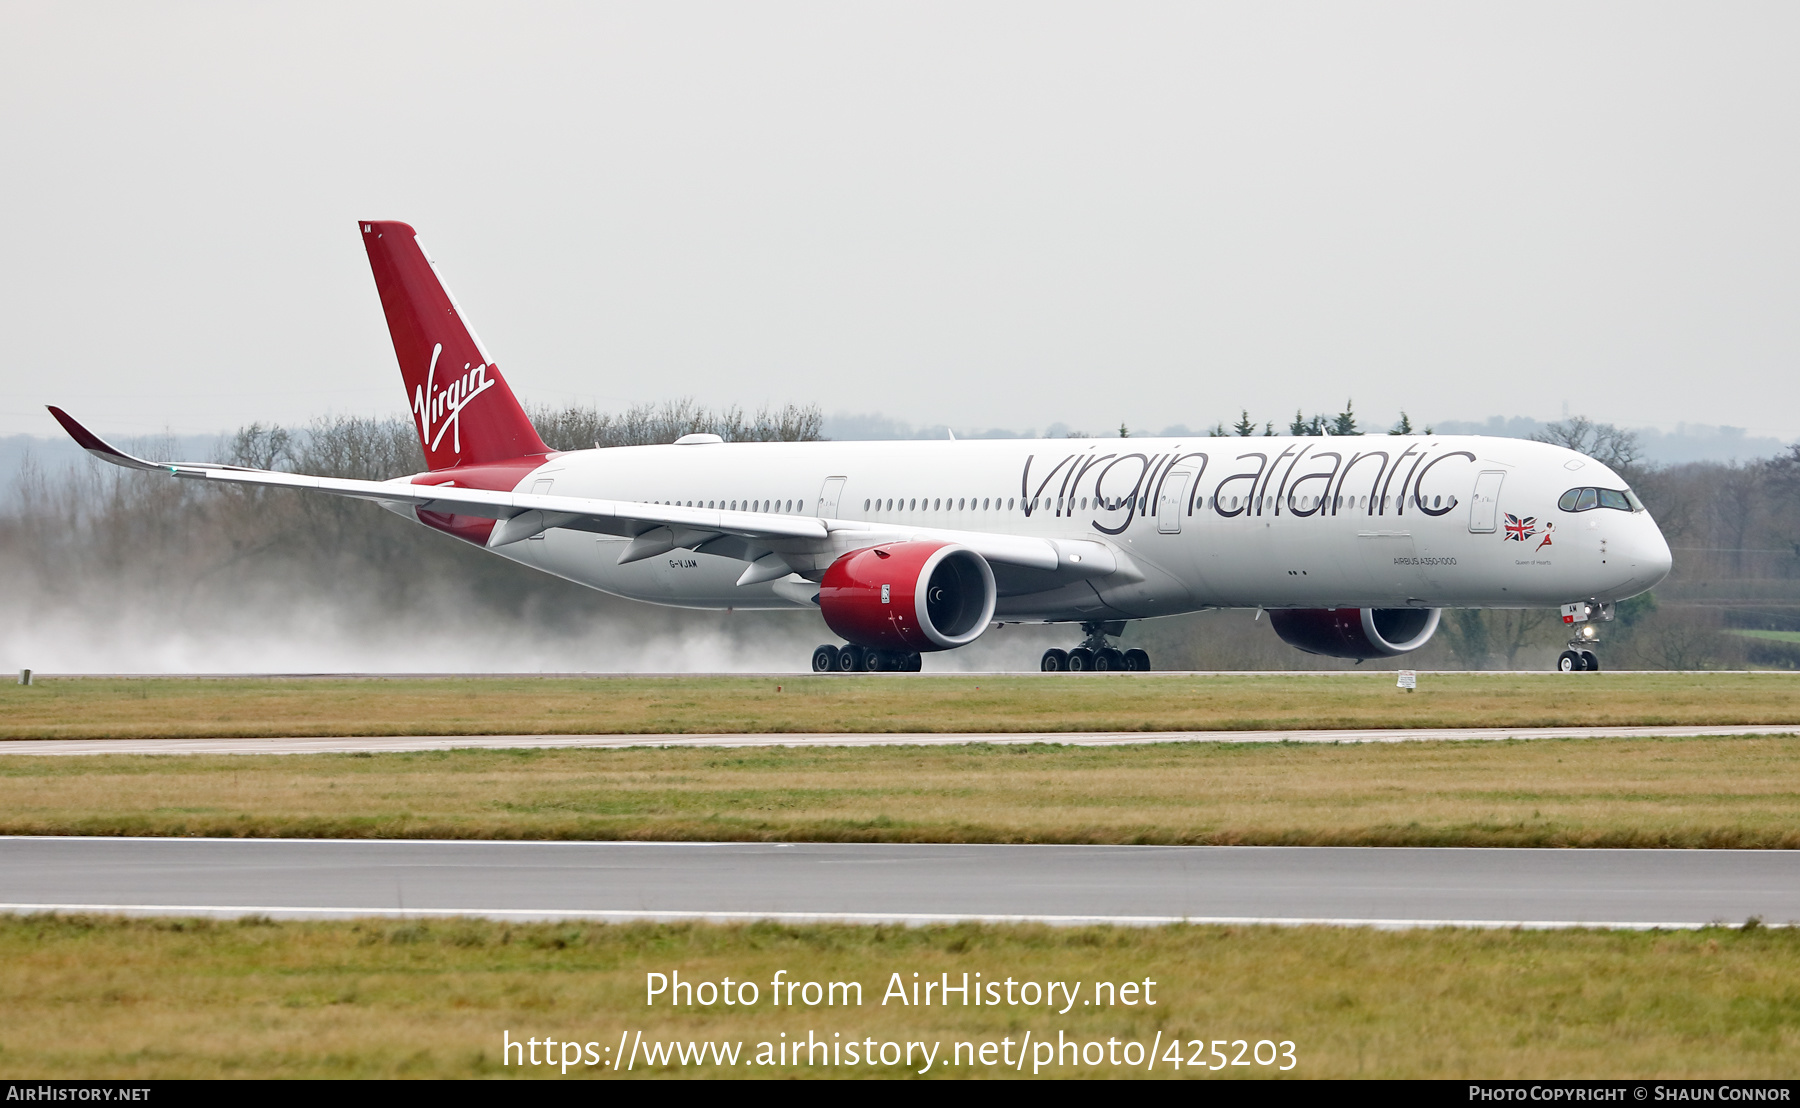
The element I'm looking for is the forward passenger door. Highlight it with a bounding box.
[1469,471,1505,533]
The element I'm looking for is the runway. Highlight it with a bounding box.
[4,723,1798,755]
[1,838,1793,929]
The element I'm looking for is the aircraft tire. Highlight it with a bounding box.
[1041,649,1068,672]
[1124,648,1151,671]
[1581,650,1600,672]
[1096,648,1124,671]
[1067,648,1094,671]
[837,645,865,672]
[864,649,889,672]
[903,652,923,672]
[812,645,839,672]
[1557,650,1583,672]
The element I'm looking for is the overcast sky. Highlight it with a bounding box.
[2,2,1796,442]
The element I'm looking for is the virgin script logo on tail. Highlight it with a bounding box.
[412,342,496,455]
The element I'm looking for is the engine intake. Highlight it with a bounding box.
[820,541,997,652]
[1267,607,1442,660]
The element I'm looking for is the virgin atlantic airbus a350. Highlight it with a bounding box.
[50,221,1672,673]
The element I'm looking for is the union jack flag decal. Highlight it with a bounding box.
[1503,513,1537,541]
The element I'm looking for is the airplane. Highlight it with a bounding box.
[48,220,1673,674]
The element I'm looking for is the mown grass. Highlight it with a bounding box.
[0,915,1796,1079]
[2,672,1797,740]
[3,736,1798,847]
[1732,630,1800,644]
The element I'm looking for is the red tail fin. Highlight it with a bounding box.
[360,221,549,470]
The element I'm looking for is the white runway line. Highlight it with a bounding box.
[3,723,1799,755]
[0,902,1770,931]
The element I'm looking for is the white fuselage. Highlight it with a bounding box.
[476,434,1672,623]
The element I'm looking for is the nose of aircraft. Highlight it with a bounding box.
[1633,516,1674,592]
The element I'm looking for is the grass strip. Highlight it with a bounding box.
[0,914,1795,1079]
[3,672,1798,740]
[2,736,1797,847]
[1731,630,1800,644]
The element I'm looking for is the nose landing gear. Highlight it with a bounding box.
[1554,602,1607,672]
[811,643,923,673]
[1040,621,1151,672]
[1556,648,1601,672]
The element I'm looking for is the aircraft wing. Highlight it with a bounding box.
[47,408,1115,584]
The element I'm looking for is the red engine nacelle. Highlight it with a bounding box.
[820,541,997,652]
[1267,607,1442,660]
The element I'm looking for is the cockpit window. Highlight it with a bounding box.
[1558,486,1641,513]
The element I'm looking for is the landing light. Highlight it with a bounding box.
[1580,625,1597,640]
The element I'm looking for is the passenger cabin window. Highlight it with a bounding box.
[1558,486,1642,512]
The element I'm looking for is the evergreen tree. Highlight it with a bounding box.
[1233,410,1257,436]
[1390,411,1415,436]
[1332,400,1360,436]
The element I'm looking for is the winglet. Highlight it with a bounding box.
[45,406,171,472]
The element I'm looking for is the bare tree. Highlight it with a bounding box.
[1624,607,1741,670]
[528,399,824,451]
[294,415,424,479]
[227,423,293,471]
[1444,609,1492,667]
[1709,463,1764,577]
[1490,609,1558,668]
[1626,463,1700,538]
[1763,444,1800,557]
[1531,416,1644,478]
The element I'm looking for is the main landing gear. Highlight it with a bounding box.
[811,643,923,673]
[1040,620,1152,672]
